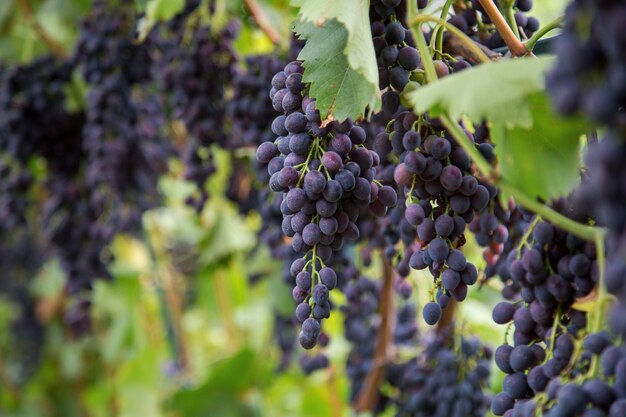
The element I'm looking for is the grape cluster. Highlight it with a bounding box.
[547,0,626,342]
[161,16,239,211]
[224,54,284,212]
[547,0,626,128]
[0,161,32,232]
[368,3,510,324]
[342,273,418,403]
[489,201,606,415]
[0,53,52,355]
[257,60,398,348]
[389,332,492,417]
[493,330,626,417]
[0,54,100,333]
[371,12,420,94]
[0,0,180,335]
[225,39,303,213]
[74,0,152,85]
[0,55,77,166]
[227,54,285,149]
[68,0,171,301]
[380,115,494,324]
[344,275,385,401]
[574,136,626,340]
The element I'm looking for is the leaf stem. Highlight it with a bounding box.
[587,236,608,377]
[548,306,561,353]
[439,115,495,177]
[439,115,607,243]
[524,16,565,51]
[498,182,606,242]
[412,22,438,83]
[411,15,492,64]
[590,233,607,334]
[244,0,282,45]
[516,214,540,256]
[410,3,604,247]
[501,0,521,39]
[478,0,529,57]
[434,0,457,55]
[16,0,67,58]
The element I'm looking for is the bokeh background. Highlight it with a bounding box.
[0,1,565,416]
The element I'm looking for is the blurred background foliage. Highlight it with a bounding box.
[0,1,565,416]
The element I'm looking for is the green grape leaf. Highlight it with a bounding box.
[137,0,185,41]
[407,57,555,128]
[292,0,377,89]
[292,0,379,121]
[172,348,269,417]
[491,93,588,200]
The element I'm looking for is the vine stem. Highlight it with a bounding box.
[587,234,607,377]
[433,0,456,55]
[16,0,67,58]
[436,298,457,334]
[498,183,606,243]
[413,20,438,83]
[244,0,282,45]
[145,233,188,371]
[354,254,396,412]
[515,215,540,255]
[439,115,494,176]
[524,16,565,51]
[411,15,492,64]
[477,0,529,57]
[439,114,607,243]
[501,0,521,39]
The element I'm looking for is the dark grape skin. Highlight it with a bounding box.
[510,345,535,372]
[296,271,312,291]
[583,379,615,409]
[492,393,514,416]
[423,301,442,325]
[557,384,589,415]
[312,284,329,304]
[527,366,549,393]
[554,334,574,361]
[378,185,398,207]
[610,399,626,417]
[583,331,612,354]
[385,21,406,45]
[299,318,321,349]
[319,267,337,290]
[495,345,515,374]
[428,237,450,262]
[435,214,454,237]
[442,268,461,291]
[492,301,516,324]
[405,203,425,226]
[502,372,530,399]
[295,302,311,323]
[447,249,467,271]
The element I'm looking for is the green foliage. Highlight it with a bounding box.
[137,0,185,40]
[292,0,379,121]
[171,348,269,417]
[491,93,587,200]
[407,57,555,128]
[0,2,601,417]
[407,57,589,200]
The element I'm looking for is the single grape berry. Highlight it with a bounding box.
[423,301,442,325]
[492,302,516,324]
